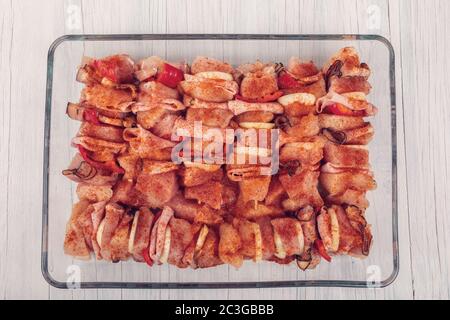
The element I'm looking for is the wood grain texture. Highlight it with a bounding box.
[0,0,13,301]
[398,0,450,300]
[0,0,448,299]
[0,0,64,299]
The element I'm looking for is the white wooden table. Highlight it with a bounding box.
[0,0,449,300]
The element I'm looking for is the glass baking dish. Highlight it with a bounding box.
[42,34,398,289]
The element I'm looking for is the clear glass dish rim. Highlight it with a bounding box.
[41,33,398,289]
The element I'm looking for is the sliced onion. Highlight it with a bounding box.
[345,205,372,256]
[329,207,340,252]
[194,225,209,255]
[273,231,286,259]
[322,128,347,145]
[96,219,106,249]
[62,161,97,181]
[159,227,172,264]
[280,160,301,176]
[296,249,312,271]
[128,210,140,254]
[297,205,314,222]
[274,62,284,75]
[66,103,85,121]
[76,66,91,84]
[362,227,372,256]
[325,60,343,90]
[274,115,291,130]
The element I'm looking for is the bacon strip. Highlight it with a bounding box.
[228,100,284,116]
[323,144,370,169]
[81,84,135,112]
[123,126,176,157]
[329,76,372,94]
[316,91,377,115]
[183,96,229,110]
[287,57,322,85]
[180,74,239,102]
[132,99,185,113]
[320,171,377,195]
[98,203,125,261]
[149,206,174,262]
[78,122,125,143]
[191,56,234,75]
[72,136,127,154]
[130,208,154,262]
[167,218,196,267]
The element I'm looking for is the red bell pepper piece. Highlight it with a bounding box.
[92,58,120,83]
[153,210,163,223]
[325,103,366,117]
[235,90,284,103]
[102,161,126,174]
[142,248,154,267]
[77,145,125,174]
[314,239,332,262]
[277,71,300,89]
[83,109,101,125]
[156,63,184,88]
[78,145,94,165]
[92,56,135,84]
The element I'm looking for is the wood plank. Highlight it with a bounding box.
[49,0,88,301]
[399,0,450,300]
[0,0,13,300]
[383,0,415,300]
[2,0,68,299]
